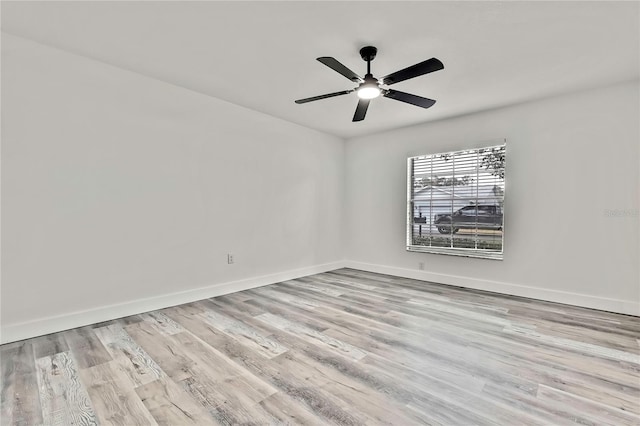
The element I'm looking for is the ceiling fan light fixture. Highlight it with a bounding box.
[357,74,381,99]
[357,84,381,99]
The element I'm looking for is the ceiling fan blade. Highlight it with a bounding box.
[295,90,353,104]
[382,58,444,85]
[352,99,370,122]
[317,57,363,83]
[383,89,436,109]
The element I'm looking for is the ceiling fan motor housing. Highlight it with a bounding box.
[359,46,378,62]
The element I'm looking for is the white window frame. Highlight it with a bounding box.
[406,142,506,260]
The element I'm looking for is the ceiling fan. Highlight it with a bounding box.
[295,46,444,122]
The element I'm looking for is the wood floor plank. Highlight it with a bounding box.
[118,315,143,325]
[62,327,112,369]
[289,279,346,298]
[32,334,70,359]
[481,382,588,426]
[536,384,640,426]
[277,280,392,315]
[239,295,335,333]
[135,378,216,425]
[196,302,288,359]
[93,323,164,387]
[255,391,328,425]
[139,311,185,336]
[255,312,368,361]
[35,351,97,426]
[1,341,43,426]
[250,284,321,309]
[77,361,157,426]
[122,320,195,382]
[503,324,640,364]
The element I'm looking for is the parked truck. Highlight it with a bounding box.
[433,204,503,234]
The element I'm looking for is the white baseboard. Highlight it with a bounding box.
[3,259,636,344]
[0,261,347,344]
[344,261,640,317]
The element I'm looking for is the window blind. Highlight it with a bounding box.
[407,143,506,259]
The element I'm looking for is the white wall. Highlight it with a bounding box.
[345,81,639,315]
[1,34,344,342]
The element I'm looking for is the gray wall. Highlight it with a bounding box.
[345,81,639,314]
[1,34,344,333]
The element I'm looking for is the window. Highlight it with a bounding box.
[407,143,506,259]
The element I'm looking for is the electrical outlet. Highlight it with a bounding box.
[418,262,425,270]
[227,253,234,264]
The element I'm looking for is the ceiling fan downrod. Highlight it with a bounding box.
[359,45,377,75]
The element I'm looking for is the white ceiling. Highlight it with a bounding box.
[2,1,638,139]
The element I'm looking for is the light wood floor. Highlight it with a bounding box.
[1,269,639,425]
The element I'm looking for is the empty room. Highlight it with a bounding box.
[1,1,639,425]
